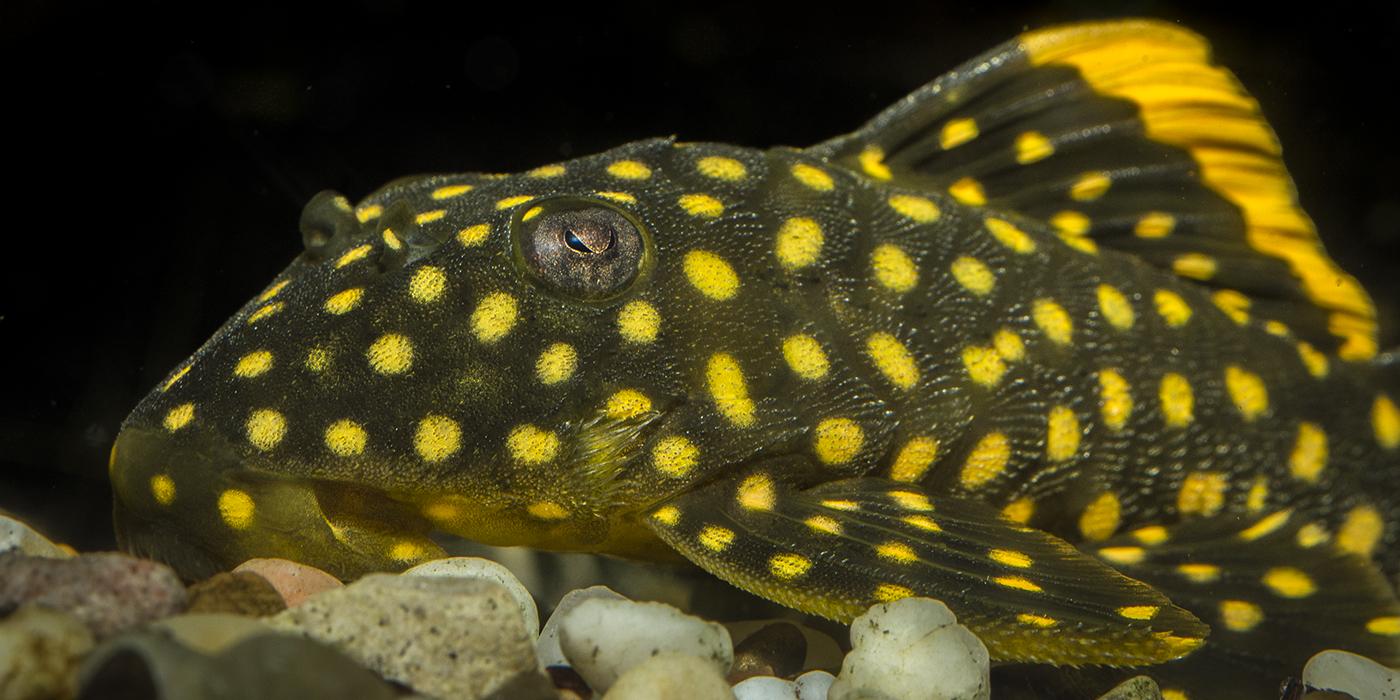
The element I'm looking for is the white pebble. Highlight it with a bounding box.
[403,557,539,637]
[559,598,733,692]
[1303,649,1400,699]
[795,670,835,700]
[537,585,628,667]
[734,675,798,700]
[829,597,989,700]
[0,516,70,558]
[603,652,735,700]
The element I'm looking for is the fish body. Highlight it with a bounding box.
[111,20,1400,698]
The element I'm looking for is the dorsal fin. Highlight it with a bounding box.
[810,19,1378,361]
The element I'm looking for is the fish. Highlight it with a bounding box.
[109,18,1400,698]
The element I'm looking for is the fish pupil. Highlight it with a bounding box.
[563,226,615,255]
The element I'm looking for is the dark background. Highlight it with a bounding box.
[3,2,1398,552]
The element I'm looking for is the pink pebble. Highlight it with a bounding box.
[233,558,342,607]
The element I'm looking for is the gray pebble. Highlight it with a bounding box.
[795,670,835,700]
[0,515,70,559]
[723,620,844,673]
[1303,649,1399,699]
[186,571,287,617]
[829,597,989,700]
[149,613,274,655]
[0,551,186,640]
[267,573,539,699]
[602,652,736,700]
[559,597,733,693]
[1095,675,1163,700]
[404,556,540,637]
[729,622,806,683]
[733,675,799,700]
[0,606,93,700]
[537,585,629,667]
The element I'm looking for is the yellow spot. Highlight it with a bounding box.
[617,300,660,343]
[161,365,191,392]
[1239,509,1291,541]
[890,437,938,482]
[1134,211,1176,238]
[431,183,473,199]
[1050,210,1090,237]
[994,576,1042,592]
[1219,600,1263,632]
[871,244,918,293]
[535,343,577,385]
[940,118,979,149]
[218,490,255,529]
[1245,477,1269,514]
[989,548,1032,568]
[388,541,428,562]
[948,176,987,206]
[684,250,740,300]
[1225,365,1268,422]
[652,436,699,477]
[325,288,364,315]
[698,525,735,552]
[1016,613,1058,628]
[992,329,1025,363]
[258,280,289,302]
[409,266,447,303]
[607,160,651,179]
[246,302,283,325]
[888,193,943,224]
[1289,423,1328,483]
[1262,567,1315,598]
[1265,321,1292,337]
[529,165,565,178]
[707,353,755,427]
[457,224,490,247]
[1177,563,1221,583]
[1096,284,1135,330]
[697,156,746,181]
[1296,341,1329,379]
[738,474,775,511]
[1070,171,1111,201]
[335,244,372,268]
[305,347,330,372]
[961,345,1006,388]
[1172,253,1217,281]
[324,419,367,457]
[150,475,175,505]
[821,499,859,511]
[246,409,286,451]
[1117,605,1159,621]
[877,542,918,564]
[527,501,570,521]
[606,389,652,420]
[1001,497,1034,524]
[1212,290,1251,325]
[858,146,891,180]
[1337,505,1383,557]
[873,583,914,602]
[1133,526,1169,545]
[983,218,1036,254]
[1366,617,1400,636]
[1098,547,1145,565]
[775,217,824,269]
[1098,369,1133,431]
[414,209,446,225]
[1159,373,1195,428]
[471,292,518,343]
[1296,522,1330,548]
[769,552,812,580]
[355,204,382,222]
[414,415,461,463]
[651,505,680,526]
[814,418,863,465]
[233,350,273,379]
[1046,406,1080,462]
[1032,298,1073,345]
[381,228,403,250]
[885,492,932,514]
[495,195,533,209]
[1178,472,1227,517]
[595,191,636,205]
[960,432,1010,489]
[904,515,941,532]
[1014,131,1054,164]
[782,334,829,380]
[805,516,841,535]
[868,332,920,389]
[791,162,835,191]
[367,333,414,375]
[1374,394,1400,449]
[1153,289,1192,327]
[1079,492,1121,541]
[679,193,725,218]
[951,256,995,296]
[1162,691,1190,700]
[507,424,559,465]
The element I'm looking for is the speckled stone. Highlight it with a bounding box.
[829,597,989,700]
[405,556,539,637]
[601,652,735,700]
[1303,649,1400,699]
[266,573,539,699]
[0,552,186,640]
[149,613,274,655]
[729,622,806,683]
[0,515,71,559]
[1095,675,1163,700]
[0,605,94,700]
[538,585,628,668]
[233,558,342,607]
[186,571,287,617]
[722,619,844,674]
[558,597,733,693]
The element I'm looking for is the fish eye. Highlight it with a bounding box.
[513,198,648,301]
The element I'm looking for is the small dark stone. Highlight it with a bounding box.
[728,621,806,683]
[187,571,287,617]
[547,664,593,699]
[0,551,186,640]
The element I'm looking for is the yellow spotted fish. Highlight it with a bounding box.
[111,20,1399,698]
